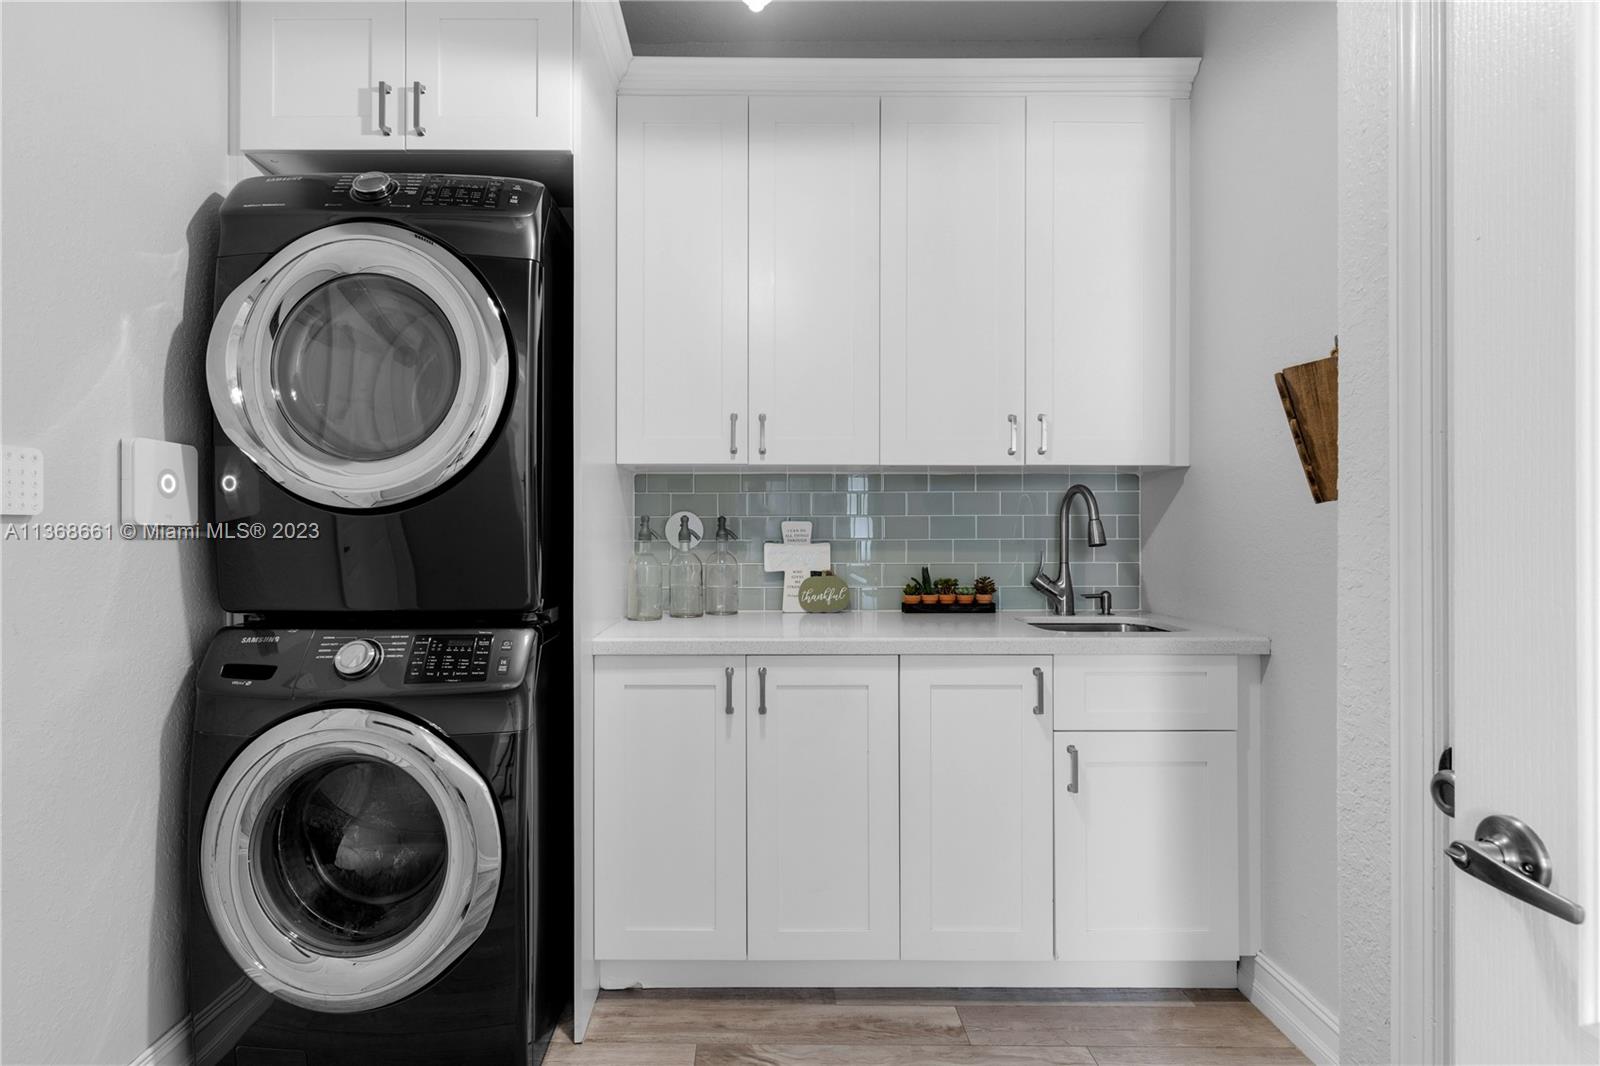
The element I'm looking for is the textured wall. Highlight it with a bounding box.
[630,467,1141,611]
[1138,0,1340,1017]
[0,3,229,1062]
[1333,3,1395,1062]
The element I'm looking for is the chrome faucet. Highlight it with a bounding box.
[1030,484,1108,615]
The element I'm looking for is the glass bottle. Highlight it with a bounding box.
[668,515,704,618]
[625,517,663,621]
[704,516,740,616]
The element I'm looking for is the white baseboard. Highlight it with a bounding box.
[1240,953,1340,1066]
[600,958,1239,989]
[128,1016,189,1066]
[129,977,259,1066]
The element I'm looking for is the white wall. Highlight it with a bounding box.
[0,3,230,1062]
[1138,0,1340,1020]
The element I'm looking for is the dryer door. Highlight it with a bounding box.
[208,221,509,510]
[200,707,502,1013]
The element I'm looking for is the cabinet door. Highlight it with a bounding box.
[617,96,749,465]
[1026,96,1186,465]
[1054,655,1238,731]
[747,657,898,960]
[881,98,1027,466]
[900,656,1053,960]
[748,98,881,465]
[1055,731,1239,961]
[239,2,407,151]
[595,657,745,959]
[404,2,572,150]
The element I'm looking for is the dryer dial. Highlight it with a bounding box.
[349,171,397,203]
[333,638,383,679]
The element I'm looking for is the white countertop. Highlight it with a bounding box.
[591,611,1269,656]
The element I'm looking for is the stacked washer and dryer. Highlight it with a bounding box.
[188,172,571,1066]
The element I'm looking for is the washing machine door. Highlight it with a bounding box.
[200,707,502,1013]
[208,221,509,510]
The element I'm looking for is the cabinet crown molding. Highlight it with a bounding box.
[619,57,1200,97]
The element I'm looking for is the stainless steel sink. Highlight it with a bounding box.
[1025,621,1172,633]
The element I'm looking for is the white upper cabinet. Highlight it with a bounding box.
[404,2,572,150]
[595,657,746,960]
[746,657,899,961]
[1054,731,1239,961]
[880,98,1028,466]
[239,2,407,150]
[900,656,1054,961]
[237,1,573,152]
[1026,96,1188,465]
[748,98,881,465]
[617,96,749,465]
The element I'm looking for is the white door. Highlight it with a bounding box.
[1054,731,1238,962]
[748,97,881,466]
[1445,4,1599,1061]
[404,2,572,151]
[594,658,746,960]
[881,98,1026,466]
[746,657,899,960]
[238,2,406,151]
[617,96,749,465]
[900,656,1053,960]
[1025,96,1186,466]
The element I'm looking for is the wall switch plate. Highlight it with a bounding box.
[121,438,198,527]
[2,446,44,516]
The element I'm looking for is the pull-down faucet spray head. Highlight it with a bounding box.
[1086,516,1108,548]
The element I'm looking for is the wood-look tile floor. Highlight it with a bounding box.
[546,989,1310,1066]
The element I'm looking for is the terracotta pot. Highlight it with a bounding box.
[921,593,940,605]
[975,593,994,605]
[903,594,920,605]
[938,593,956,605]
[957,594,975,605]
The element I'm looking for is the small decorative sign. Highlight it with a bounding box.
[763,541,832,612]
[798,572,850,613]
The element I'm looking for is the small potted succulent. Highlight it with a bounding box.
[902,580,922,606]
[936,577,959,605]
[920,584,941,606]
[974,575,997,606]
[956,585,976,606]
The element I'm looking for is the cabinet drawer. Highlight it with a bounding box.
[1053,655,1237,731]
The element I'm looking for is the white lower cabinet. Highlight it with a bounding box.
[595,657,746,959]
[747,657,899,960]
[1054,730,1239,961]
[899,656,1054,960]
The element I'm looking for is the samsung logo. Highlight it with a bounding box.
[239,635,280,644]
[263,176,302,182]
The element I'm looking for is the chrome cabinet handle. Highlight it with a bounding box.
[1007,414,1020,456]
[1065,744,1079,793]
[1032,666,1045,716]
[758,666,768,715]
[758,413,768,458]
[413,81,426,136]
[1037,413,1049,456]
[378,81,393,136]
[729,413,739,457]
[1447,814,1585,925]
[724,667,735,715]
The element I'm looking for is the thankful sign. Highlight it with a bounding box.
[798,573,850,613]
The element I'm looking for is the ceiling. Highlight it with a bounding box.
[619,1,1169,58]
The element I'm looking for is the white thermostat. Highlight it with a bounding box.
[121,438,198,528]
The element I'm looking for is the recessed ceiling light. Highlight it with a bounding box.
[744,0,772,11]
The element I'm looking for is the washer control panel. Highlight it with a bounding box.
[322,171,532,211]
[332,638,383,679]
[405,632,494,684]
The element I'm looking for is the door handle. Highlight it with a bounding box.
[729,413,739,457]
[1007,414,1020,457]
[413,81,426,136]
[724,667,735,715]
[758,666,768,715]
[377,81,393,136]
[1065,744,1079,793]
[1430,746,1454,817]
[1446,814,1585,925]
[1037,413,1049,456]
[758,413,768,458]
[1032,666,1045,715]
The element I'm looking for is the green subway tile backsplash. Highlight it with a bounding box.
[631,467,1141,612]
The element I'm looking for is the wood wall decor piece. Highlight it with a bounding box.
[1275,344,1339,503]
